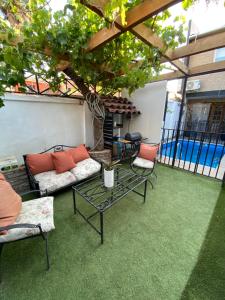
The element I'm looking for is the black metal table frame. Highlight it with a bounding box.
[72,169,147,244]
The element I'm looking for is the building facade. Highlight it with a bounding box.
[185,44,225,133]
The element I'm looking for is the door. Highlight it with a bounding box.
[208,103,225,132]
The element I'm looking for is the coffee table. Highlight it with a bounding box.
[72,167,148,244]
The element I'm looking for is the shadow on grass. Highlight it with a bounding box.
[181,185,225,300]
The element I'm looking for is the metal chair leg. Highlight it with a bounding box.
[39,225,50,271]
[44,234,50,270]
[147,179,154,189]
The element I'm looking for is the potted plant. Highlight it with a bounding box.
[102,160,120,188]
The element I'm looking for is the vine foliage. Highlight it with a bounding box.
[0,0,194,107]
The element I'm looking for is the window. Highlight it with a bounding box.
[214,47,225,62]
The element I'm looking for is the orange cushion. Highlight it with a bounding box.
[0,180,22,234]
[138,144,159,161]
[67,144,90,163]
[52,152,76,174]
[0,173,6,181]
[26,153,54,175]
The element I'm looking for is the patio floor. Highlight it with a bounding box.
[1,165,225,300]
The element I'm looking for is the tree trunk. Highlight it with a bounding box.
[64,67,104,150]
[64,67,90,96]
[93,118,104,150]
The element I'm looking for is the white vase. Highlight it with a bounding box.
[104,169,114,188]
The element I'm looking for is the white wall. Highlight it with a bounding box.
[164,100,181,129]
[122,81,167,142]
[0,82,167,164]
[0,93,89,164]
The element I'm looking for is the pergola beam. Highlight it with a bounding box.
[154,60,225,82]
[154,71,184,82]
[2,1,225,82]
[86,26,120,52]
[85,0,188,74]
[161,29,225,62]
[131,24,188,74]
[189,60,225,76]
[86,0,181,51]
[119,0,181,29]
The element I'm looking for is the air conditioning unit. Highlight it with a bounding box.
[186,80,201,92]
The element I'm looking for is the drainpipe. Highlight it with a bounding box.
[163,91,169,125]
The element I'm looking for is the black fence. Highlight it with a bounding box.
[176,120,225,133]
[159,127,225,181]
[5,72,83,99]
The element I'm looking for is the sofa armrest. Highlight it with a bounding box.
[0,223,45,241]
[95,158,104,173]
[0,223,42,232]
[21,190,46,201]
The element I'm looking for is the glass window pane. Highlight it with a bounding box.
[215,47,225,62]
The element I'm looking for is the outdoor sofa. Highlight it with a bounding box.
[24,144,101,196]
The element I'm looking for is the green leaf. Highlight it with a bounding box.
[0,0,194,96]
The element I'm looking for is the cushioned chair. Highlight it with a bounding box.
[130,142,160,189]
[0,190,54,281]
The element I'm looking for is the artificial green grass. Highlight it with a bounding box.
[1,165,224,300]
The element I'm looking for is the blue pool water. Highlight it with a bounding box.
[161,140,225,168]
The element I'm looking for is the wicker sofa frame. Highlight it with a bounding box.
[23,145,102,196]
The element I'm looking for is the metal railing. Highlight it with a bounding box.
[159,127,225,181]
[176,120,225,133]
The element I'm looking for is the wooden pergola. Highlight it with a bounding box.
[79,0,225,82]
[2,1,225,83]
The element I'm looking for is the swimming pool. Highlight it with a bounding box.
[161,140,225,168]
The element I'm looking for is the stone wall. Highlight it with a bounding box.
[89,149,111,164]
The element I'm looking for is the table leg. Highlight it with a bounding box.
[100,211,104,244]
[73,189,77,214]
[144,180,147,203]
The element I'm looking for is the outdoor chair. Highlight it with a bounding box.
[0,190,55,282]
[130,142,160,189]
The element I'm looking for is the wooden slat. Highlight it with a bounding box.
[80,0,108,17]
[131,24,188,74]
[87,26,120,52]
[153,71,184,82]
[161,29,225,62]
[131,24,165,50]
[122,0,181,29]
[86,0,181,51]
[189,60,225,76]
[85,1,188,75]
[153,60,225,81]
